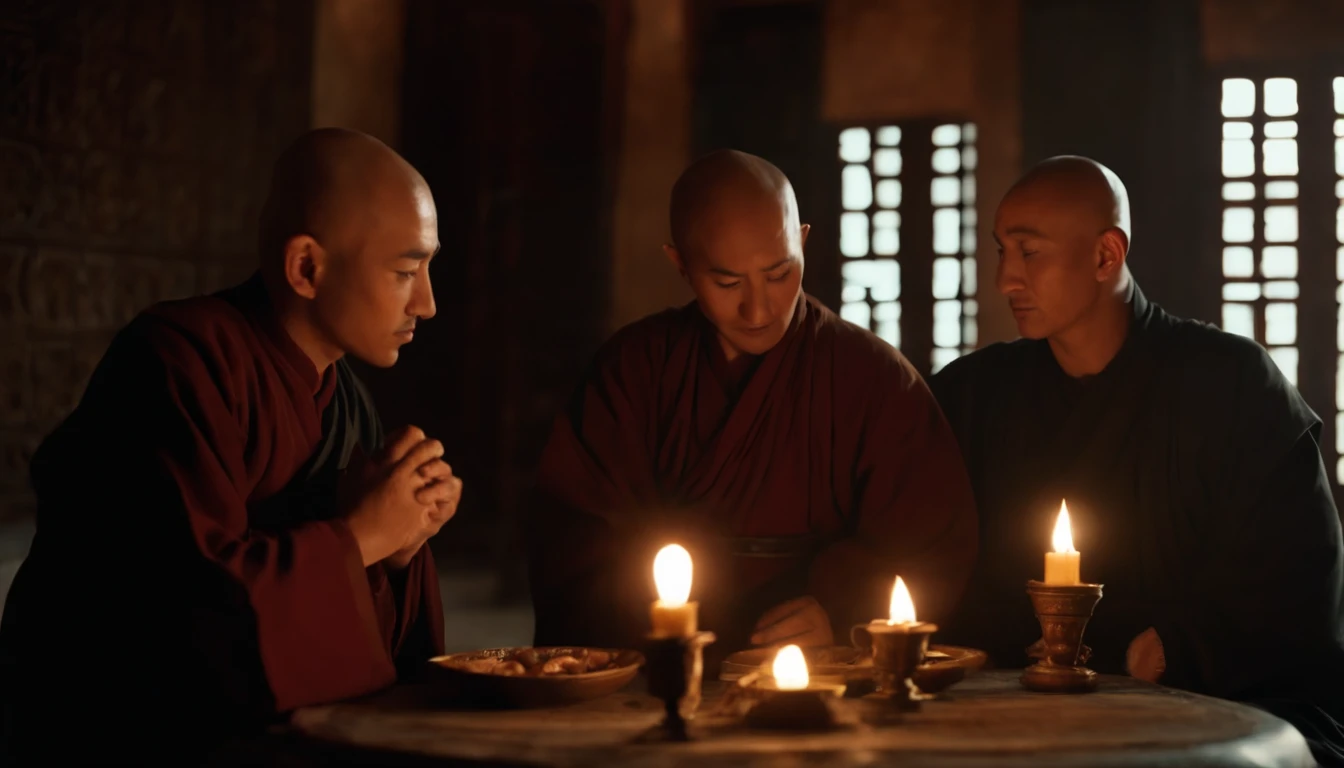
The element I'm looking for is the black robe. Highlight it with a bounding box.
[931,283,1344,765]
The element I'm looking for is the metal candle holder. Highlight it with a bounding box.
[853,621,939,710]
[644,631,715,740]
[1021,580,1104,693]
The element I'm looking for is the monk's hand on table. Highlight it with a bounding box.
[343,426,455,568]
[1126,626,1165,683]
[750,596,834,647]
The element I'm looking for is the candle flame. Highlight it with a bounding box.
[653,544,692,606]
[1052,501,1076,554]
[772,644,809,690]
[887,576,917,625]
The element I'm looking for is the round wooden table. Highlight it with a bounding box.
[290,671,1314,767]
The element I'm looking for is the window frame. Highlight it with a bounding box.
[1203,61,1342,507]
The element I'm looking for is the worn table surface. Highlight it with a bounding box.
[290,671,1314,768]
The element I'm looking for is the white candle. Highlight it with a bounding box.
[650,544,698,637]
[1044,501,1081,585]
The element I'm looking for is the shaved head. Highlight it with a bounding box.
[669,150,802,257]
[258,128,439,369]
[993,155,1132,347]
[664,150,809,362]
[1004,155,1131,244]
[259,128,432,274]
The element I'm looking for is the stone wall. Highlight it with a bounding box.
[0,0,314,521]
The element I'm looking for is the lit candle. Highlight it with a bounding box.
[887,576,919,626]
[650,544,698,637]
[747,642,842,730]
[1044,500,1081,585]
[772,644,809,690]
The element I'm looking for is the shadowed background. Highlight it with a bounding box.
[2,0,1342,650]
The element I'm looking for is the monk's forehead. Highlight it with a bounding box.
[319,165,435,255]
[682,193,792,255]
[996,179,1107,236]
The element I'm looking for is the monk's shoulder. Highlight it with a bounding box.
[1154,313,1289,392]
[812,301,923,391]
[586,304,697,383]
[132,292,263,372]
[1150,310,1318,431]
[931,338,1036,388]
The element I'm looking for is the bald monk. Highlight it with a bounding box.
[527,150,978,658]
[0,128,460,762]
[932,156,1344,764]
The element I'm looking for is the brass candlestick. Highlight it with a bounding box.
[852,621,939,710]
[644,631,715,740]
[1021,580,1104,693]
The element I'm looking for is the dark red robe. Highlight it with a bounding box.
[527,294,977,657]
[0,274,443,762]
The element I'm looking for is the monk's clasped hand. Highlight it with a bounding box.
[341,426,457,567]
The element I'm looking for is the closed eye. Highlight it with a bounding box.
[766,269,792,283]
[397,270,418,280]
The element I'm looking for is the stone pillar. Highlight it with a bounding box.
[312,0,407,146]
[969,0,1021,347]
[608,0,694,333]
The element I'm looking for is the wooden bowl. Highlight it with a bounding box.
[719,644,987,693]
[913,645,988,692]
[425,647,644,709]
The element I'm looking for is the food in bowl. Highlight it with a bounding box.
[447,647,623,677]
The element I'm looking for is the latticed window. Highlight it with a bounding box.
[836,120,978,374]
[1334,76,1344,486]
[1214,73,1344,493]
[1218,77,1302,383]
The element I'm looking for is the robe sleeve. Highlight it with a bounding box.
[127,320,408,711]
[1151,339,1344,758]
[1156,430,1344,699]
[367,548,445,680]
[343,365,446,677]
[809,348,980,635]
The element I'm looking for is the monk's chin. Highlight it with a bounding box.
[356,348,401,368]
[1013,320,1049,341]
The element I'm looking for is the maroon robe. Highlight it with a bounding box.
[0,274,443,762]
[527,294,977,656]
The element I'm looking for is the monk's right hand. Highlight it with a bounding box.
[344,427,449,567]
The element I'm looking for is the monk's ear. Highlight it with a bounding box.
[1095,227,1128,282]
[663,244,689,280]
[282,234,323,300]
[798,223,811,249]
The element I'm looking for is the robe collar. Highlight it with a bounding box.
[227,272,337,409]
[1039,279,1156,387]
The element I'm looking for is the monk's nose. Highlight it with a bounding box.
[741,285,771,326]
[412,271,437,320]
[996,253,1025,296]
